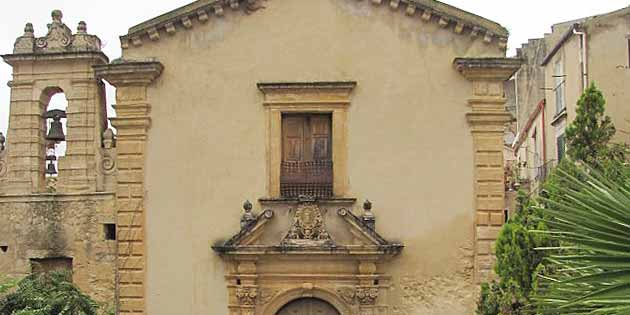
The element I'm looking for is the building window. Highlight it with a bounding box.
[557,134,566,161]
[104,224,117,240]
[554,59,566,114]
[258,82,356,198]
[281,114,333,198]
[30,257,73,275]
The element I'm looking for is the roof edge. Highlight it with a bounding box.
[541,23,578,66]
[513,99,546,151]
[120,0,509,50]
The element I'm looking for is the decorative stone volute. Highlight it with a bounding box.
[0,132,6,179]
[13,10,102,54]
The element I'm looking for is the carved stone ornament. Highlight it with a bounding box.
[356,287,379,305]
[258,288,279,306]
[336,287,357,305]
[282,202,333,246]
[0,159,6,178]
[14,10,102,54]
[101,154,116,175]
[36,10,73,51]
[0,133,7,178]
[235,287,258,305]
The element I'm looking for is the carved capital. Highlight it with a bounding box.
[453,58,521,82]
[94,60,163,87]
[336,287,357,305]
[235,287,258,306]
[355,286,379,305]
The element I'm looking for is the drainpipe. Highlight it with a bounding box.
[515,70,520,131]
[574,26,588,92]
[541,101,547,169]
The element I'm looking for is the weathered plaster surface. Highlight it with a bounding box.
[118,0,506,314]
[0,194,116,305]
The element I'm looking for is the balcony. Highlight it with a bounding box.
[280,160,333,199]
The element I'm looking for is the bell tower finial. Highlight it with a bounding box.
[51,10,63,23]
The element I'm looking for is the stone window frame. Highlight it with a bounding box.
[257,82,356,199]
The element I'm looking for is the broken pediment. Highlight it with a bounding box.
[212,197,403,255]
[119,0,508,50]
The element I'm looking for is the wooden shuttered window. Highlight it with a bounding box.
[281,114,333,198]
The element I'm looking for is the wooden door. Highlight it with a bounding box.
[280,114,333,198]
[276,298,340,315]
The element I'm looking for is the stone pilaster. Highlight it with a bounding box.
[3,79,45,193]
[454,58,521,282]
[58,78,108,192]
[94,61,163,315]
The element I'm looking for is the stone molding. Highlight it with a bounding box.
[95,60,163,315]
[454,57,521,283]
[119,0,508,50]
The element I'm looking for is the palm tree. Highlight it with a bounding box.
[534,165,630,314]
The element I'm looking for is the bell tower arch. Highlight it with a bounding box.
[1,10,109,193]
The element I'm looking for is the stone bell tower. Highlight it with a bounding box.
[1,10,111,194]
[0,11,117,307]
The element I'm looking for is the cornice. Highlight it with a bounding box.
[93,59,164,86]
[454,57,522,81]
[2,51,109,67]
[119,0,509,50]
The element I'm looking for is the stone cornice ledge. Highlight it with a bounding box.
[120,0,508,49]
[2,51,109,67]
[93,59,164,86]
[454,57,522,81]
[257,81,357,93]
[258,81,357,106]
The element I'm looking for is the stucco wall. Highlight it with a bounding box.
[121,0,505,314]
[587,14,630,143]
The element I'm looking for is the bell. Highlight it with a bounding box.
[46,117,65,142]
[45,160,57,175]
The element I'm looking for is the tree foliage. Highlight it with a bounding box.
[0,271,98,315]
[534,165,630,314]
[565,82,616,163]
[477,82,628,315]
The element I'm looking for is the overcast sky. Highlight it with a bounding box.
[1,0,629,136]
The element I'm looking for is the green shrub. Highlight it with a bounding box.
[0,271,98,315]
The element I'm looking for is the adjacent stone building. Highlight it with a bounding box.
[512,6,630,189]
[0,1,520,314]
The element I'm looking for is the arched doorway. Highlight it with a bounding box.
[276,298,340,315]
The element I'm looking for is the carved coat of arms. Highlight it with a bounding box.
[282,203,333,246]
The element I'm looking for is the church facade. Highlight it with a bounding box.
[0,1,519,314]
